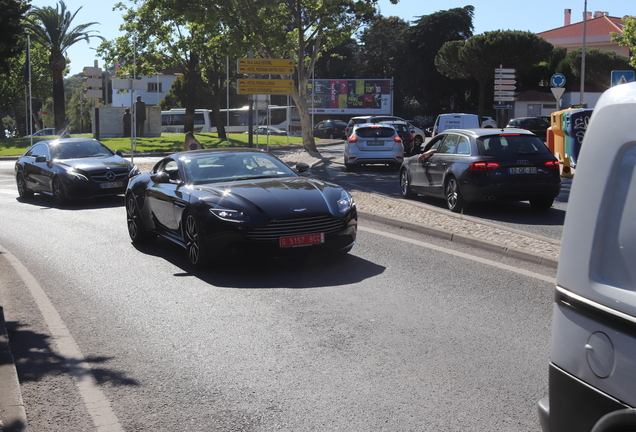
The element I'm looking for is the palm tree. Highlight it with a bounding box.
[25,1,102,133]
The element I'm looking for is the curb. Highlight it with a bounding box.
[0,306,28,432]
[359,211,559,269]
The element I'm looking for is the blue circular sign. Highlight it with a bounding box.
[551,73,566,88]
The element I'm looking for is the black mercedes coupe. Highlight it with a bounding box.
[15,138,140,205]
[125,148,357,268]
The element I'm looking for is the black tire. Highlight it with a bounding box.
[400,169,415,199]
[445,176,467,213]
[53,177,67,206]
[328,133,334,139]
[344,159,356,171]
[530,197,554,210]
[16,173,33,199]
[184,211,210,269]
[126,194,156,243]
[414,135,423,149]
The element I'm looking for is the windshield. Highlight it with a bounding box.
[51,141,115,160]
[182,152,297,184]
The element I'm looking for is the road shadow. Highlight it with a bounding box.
[6,320,139,387]
[131,239,385,289]
[15,194,125,210]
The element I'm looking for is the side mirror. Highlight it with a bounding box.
[35,155,47,163]
[116,150,123,156]
[295,162,310,173]
[151,171,170,183]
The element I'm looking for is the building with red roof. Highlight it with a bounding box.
[537,10,629,56]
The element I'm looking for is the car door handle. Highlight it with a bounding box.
[173,202,186,209]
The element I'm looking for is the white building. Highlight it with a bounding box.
[111,71,179,107]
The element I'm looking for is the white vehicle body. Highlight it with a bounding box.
[432,113,479,136]
[538,81,636,431]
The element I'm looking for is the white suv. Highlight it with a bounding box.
[538,81,636,431]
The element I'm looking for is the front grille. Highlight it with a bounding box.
[89,168,129,182]
[246,215,345,241]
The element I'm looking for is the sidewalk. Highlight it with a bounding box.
[279,145,560,268]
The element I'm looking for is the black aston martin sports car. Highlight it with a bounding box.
[125,148,357,268]
[15,138,140,205]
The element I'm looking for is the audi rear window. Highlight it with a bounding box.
[477,135,552,156]
[355,127,396,138]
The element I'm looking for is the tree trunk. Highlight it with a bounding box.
[52,66,66,133]
[184,52,199,135]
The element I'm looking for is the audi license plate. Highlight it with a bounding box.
[509,167,537,174]
[100,181,124,189]
[279,233,324,248]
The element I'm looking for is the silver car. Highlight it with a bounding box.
[344,123,404,171]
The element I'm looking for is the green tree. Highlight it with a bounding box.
[24,1,103,133]
[611,16,636,69]
[0,0,29,74]
[98,0,245,139]
[565,48,632,89]
[404,6,475,116]
[436,30,553,122]
[216,0,396,152]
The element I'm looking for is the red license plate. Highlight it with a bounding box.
[279,233,325,248]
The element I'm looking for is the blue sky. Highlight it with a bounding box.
[28,0,634,76]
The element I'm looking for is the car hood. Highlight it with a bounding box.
[59,156,131,171]
[195,177,343,217]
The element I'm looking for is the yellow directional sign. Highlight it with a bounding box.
[238,58,293,67]
[237,79,295,95]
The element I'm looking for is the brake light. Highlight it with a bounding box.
[348,136,358,143]
[406,134,413,140]
[544,160,560,169]
[394,136,402,142]
[470,161,500,171]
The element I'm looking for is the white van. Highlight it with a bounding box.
[432,113,480,135]
[538,81,636,431]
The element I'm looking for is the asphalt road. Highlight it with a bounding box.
[0,161,555,431]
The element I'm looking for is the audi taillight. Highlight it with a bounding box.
[544,160,560,169]
[470,161,500,171]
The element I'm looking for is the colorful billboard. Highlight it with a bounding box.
[307,79,392,115]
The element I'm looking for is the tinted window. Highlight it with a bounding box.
[355,126,396,138]
[477,135,551,155]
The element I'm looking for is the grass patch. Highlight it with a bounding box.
[0,132,305,157]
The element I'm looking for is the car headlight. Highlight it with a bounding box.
[67,169,89,181]
[129,165,141,177]
[337,190,354,214]
[209,208,250,223]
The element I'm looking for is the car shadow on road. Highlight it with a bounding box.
[15,194,125,210]
[132,239,385,289]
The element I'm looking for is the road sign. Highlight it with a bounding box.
[611,70,635,86]
[494,79,516,85]
[494,91,515,96]
[550,73,566,88]
[238,78,294,95]
[494,96,515,101]
[551,87,565,99]
[238,64,294,74]
[83,89,102,98]
[495,68,515,74]
[494,104,513,109]
[238,58,293,69]
[494,73,516,79]
[83,66,102,77]
[494,85,516,90]
[83,78,102,88]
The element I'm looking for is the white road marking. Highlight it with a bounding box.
[360,226,556,284]
[0,245,125,432]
